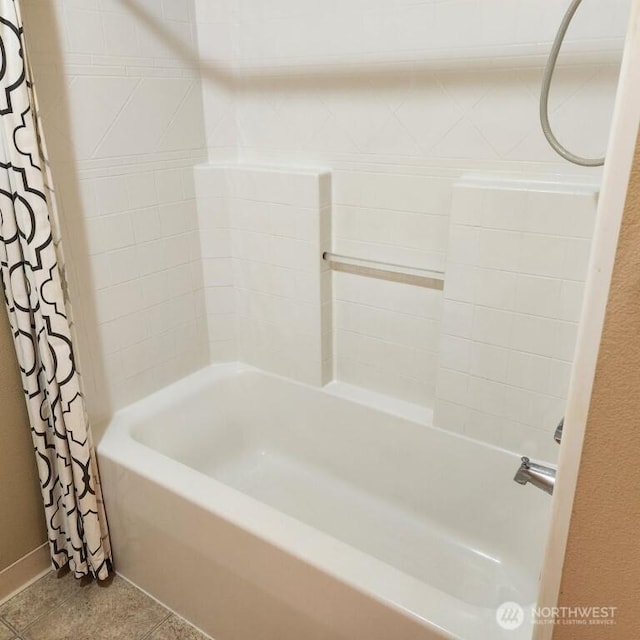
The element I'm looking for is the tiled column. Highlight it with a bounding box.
[434,176,598,459]
[195,164,332,386]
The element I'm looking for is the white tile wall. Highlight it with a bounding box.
[222,0,630,65]
[79,163,207,410]
[195,0,628,168]
[332,172,453,272]
[334,272,441,408]
[22,0,627,449]
[195,164,332,385]
[330,171,450,407]
[434,178,598,459]
[22,0,208,424]
[191,0,625,437]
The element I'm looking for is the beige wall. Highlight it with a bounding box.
[554,134,640,637]
[0,309,47,572]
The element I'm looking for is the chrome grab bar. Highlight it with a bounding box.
[322,252,445,290]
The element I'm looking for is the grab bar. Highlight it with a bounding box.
[322,252,445,290]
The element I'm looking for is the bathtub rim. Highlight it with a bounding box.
[102,361,540,463]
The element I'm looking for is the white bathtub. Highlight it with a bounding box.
[98,363,550,640]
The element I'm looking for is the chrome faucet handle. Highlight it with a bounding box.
[554,418,564,445]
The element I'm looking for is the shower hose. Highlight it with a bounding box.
[540,0,606,167]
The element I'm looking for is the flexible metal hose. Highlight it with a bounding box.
[540,0,606,167]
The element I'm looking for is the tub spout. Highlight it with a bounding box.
[514,457,556,495]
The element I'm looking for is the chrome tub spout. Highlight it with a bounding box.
[514,457,556,495]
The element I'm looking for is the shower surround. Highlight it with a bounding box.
[18,0,632,637]
[21,0,210,427]
[193,0,624,457]
[22,0,627,451]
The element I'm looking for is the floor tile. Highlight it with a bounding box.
[0,572,80,631]
[145,615,211,640]
[0,620,15,640]
[22,576,168,640]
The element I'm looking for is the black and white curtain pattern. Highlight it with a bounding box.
[0,0,112,579]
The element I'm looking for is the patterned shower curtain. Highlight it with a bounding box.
[0,1,112,579]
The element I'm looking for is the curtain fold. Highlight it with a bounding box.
[0,0,112,579]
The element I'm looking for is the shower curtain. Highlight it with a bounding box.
[0,1,112,579]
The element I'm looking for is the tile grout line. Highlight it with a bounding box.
[1,613,21,636]
[5,572,175,640]
[2,572,211,639]
[115,573,213,640]
[1,571,91,638]
[138,610,173,640]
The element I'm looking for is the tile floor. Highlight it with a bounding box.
[0,570,211,640]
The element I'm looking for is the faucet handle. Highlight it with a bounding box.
[554,418,564,444]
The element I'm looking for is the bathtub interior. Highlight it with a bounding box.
[126,364,549,612]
